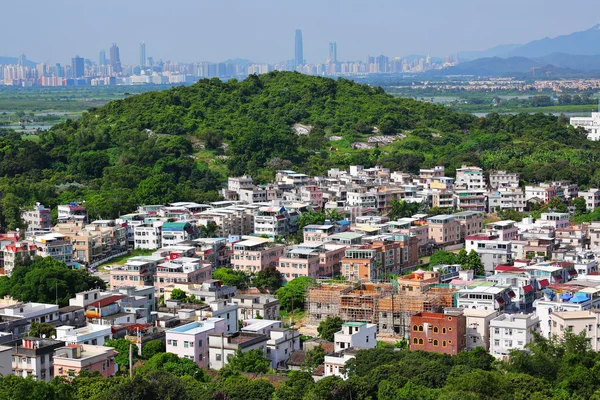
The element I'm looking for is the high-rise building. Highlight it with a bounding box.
[294,29,303,69]
[328,41,337,64]
[109,43,122,73]
[71,56,85,78]
[99,50,107,66]
[140,43,146,67]
[18,54,26,66]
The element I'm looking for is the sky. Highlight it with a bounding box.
[2,0,600,65]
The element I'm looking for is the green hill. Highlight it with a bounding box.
[0,71,597,229]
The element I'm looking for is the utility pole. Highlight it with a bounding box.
[129,343,133,378]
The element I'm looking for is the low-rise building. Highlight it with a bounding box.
[208,332,268,370]
[53,344,117,378]
[489,171,519,189]
[550,310,600,351]
[428,215,461,246]
[230,295,280,321]
[21,203,52,231]
[489,313,539,359]
[463,308,498,351]
[11,337,65,381]
[409,308,466,355]
[166,318,226,368]
[231,239,285,274]
[488,187,526,212]
[334,322,377,352]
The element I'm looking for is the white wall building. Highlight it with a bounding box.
[334,322,377,352]
[489,313,539,359]
[570,112,600,141]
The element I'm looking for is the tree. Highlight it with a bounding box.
[0,257,106,307]
[387,199,419,221]
[302,344,326,370]
[104,339,139,371]
[317,316,344,342]
[28,322,56,338]
[466,250,485,276]
[573,197,587,216]
[275,276,316,312]
[136,352,209,381]
[220,349,271,376]
[170,288,188,302]
[141,340,165,360]
[253,265,282,292]
[274,371,315,400]
[429,250,456,266]
[212,267,250,289]
[546,197,568,213]
[198,221,218,238]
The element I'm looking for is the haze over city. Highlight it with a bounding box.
[3,0,600,64]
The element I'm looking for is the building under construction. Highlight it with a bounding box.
[306,281,458,338]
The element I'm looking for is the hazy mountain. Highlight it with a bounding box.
[0,57,36,68]
[506,24,600,58]
[437,56,539,76]
[459,44,522,61]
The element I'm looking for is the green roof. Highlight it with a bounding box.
[343,322,366,327]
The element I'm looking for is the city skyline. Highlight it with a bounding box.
[2,0,600,65]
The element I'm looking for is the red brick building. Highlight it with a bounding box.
[409,309,466,355]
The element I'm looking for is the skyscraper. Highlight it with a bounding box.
[71,56,85,78]
[99,50,107,66]
[140,43,146,67]
[328,41,337,64]
[18,54,26,66]
[109,43,122,73]
[294,29,303,69]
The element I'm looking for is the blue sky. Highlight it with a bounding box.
[2,0,599,64]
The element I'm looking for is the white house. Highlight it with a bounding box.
[489,313,539,359]
[334,321,377,352]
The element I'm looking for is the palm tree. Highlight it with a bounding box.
[199,221,218,238]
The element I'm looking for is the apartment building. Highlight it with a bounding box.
[161,222,199,247]
[11,337,65,381]
[53,344,117,378]
[428,215,461,246]
[525,185,556,204]
[266,328,301,369]
[2,242,37,276]
[465,236,512,273]
[166,319,227,368]
[486,220,518,241]
[489,171,520,189]
[489,313,539,359]
[409,309,466,355]
[278,243,346,282]
[590,222,600,252]
[454,211,484,239]
[55,324,112,346]
[21,203,52,231]
[28,233,73,266]
[228,175,254,193]
[57,203,87,224]
[456,285,513,312]
[463,308,498,351]
[109,256,164,288]
[334,322,377,352]
[299,185,324,208]
[303,224,338,243]
[154,258,212,293]
[550,310,600,351]
[231,239,285,273]
[488,187,526,212]
[231,294,280,321]
[197,300,239,334]
[134,222,163,249]
[578,188,600,211]
[455,165,486,190]
[208,332,268,370]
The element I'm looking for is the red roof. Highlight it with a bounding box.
[553,262,574,268]
[514,259,530,263]
[495,265,523,273]
[125,324,152,333]
[507,290,516,298]
[568,269,578,276]
[553,275,563,282]
[496,298,505,304]
[522,284,534,293]
[539,279,550,288]
[466,235,492,241]
[87,295,126,309]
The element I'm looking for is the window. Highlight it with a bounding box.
[172,340,178,347]
[418,325,424,332]
[413,325,418,332]
[413,338,418,345]
[442,341,447,347]
[433,340,439,346]
[442,327,447,334]
[433,327,439,333]
[494,328,500,334]
[198,354,203,361]
[216,354,222,361]
[198,339,203,347]
[418,338,424,345]
[184,341,189,348]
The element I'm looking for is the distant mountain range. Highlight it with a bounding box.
[0,57,36,68]
[438,25,600,77]
[461,25,600,60]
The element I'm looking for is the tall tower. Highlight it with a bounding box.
[140,43,146,67]
[18,54,26,66]
[328,41,337,63]
[109,43,122,73]
[294,29,303,69]
[99,50,107,66]
[71,56,84,78]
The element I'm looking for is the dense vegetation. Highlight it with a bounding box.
[4,330,600,399]
[1,71,599,231]
[0,257,106,307]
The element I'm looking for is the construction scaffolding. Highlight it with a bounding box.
[306,281,459,339]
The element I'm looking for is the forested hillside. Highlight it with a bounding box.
[0,71,597,229]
